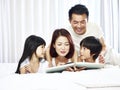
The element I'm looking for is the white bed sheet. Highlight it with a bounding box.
[62,65,120,90]
[0,63,120,90]
[0,73,86,90]
[0,63,17,78]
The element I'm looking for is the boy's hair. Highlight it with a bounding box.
[80,36,102,60]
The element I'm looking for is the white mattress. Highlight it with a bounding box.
[0,63,120,90]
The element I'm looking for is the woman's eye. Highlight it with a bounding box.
[65,44,69,46]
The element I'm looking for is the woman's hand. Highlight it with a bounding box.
[65,66,86,72]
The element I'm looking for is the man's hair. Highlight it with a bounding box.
[69,4,89,20]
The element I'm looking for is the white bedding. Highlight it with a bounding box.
[0,63,120,90]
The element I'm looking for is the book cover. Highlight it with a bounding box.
[46,62,104,73]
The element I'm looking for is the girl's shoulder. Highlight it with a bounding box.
[20,58,29,68]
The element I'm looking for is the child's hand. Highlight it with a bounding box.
[25,65,32,73]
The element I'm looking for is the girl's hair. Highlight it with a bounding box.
[15,35,46,74]
[80,36,102,60]
[50,28,75,59]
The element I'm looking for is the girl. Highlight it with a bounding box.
[15,35,48,74]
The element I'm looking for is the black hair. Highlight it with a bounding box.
[15,35,46,74]
[80,36,102,61]
[69,4,89,20]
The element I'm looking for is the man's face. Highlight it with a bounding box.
[69,13,87,35]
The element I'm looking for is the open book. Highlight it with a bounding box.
[45,62,105,73]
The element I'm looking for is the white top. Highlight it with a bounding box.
[20,58,48,73]
[65,22,120,65]
[66,22,104,53]
[52,58,72,67]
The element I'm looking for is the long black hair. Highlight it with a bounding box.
[15,35,46,74]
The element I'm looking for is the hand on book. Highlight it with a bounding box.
[75,66,87,71]
[65,66,86,72]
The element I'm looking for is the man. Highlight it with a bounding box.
[67,4,120,65]
[67,4,105,63]
[46,4,119,67]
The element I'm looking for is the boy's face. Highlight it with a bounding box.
[69,13,87,35]
[80,46,94,62]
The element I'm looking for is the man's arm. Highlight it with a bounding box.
[99,37,106,63]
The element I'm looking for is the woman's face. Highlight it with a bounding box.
[54,36,70,57]
[36,45,45,58]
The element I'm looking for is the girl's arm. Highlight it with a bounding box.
[20,66,27,74]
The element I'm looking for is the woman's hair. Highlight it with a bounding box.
[50,28,75,59]
[80,36,102,60]
[15,35,46,74]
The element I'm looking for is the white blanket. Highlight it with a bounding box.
[62,66,120,88]
[0,63,120,90]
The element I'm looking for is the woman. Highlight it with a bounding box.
[49,28,75,66]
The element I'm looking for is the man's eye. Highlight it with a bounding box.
[57,44,61,46]
[73,22,78,24]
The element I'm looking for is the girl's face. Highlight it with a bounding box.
[54,36,70,57]
[36,45,45,58]
[80,46,94,62]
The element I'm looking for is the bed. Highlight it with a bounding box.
[0,63,120,90]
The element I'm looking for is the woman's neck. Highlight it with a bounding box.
[55,56,68,65]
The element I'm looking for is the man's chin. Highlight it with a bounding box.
[76,32,83,35]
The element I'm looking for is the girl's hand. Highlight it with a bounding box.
[25,65,32,73]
